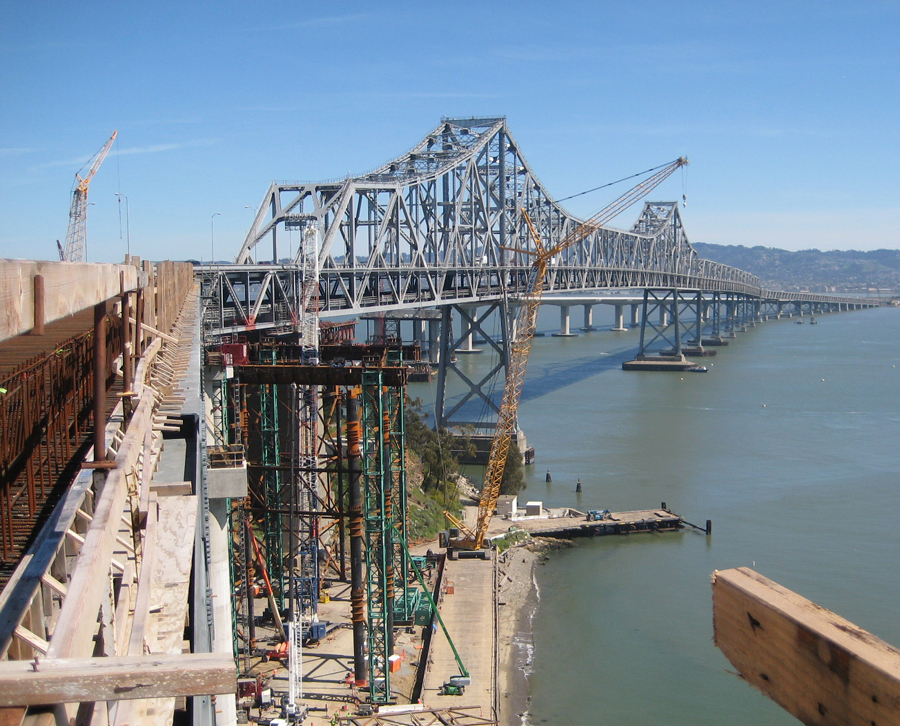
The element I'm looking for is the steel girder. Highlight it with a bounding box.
[224,118,768,316]
[202,117,879,341]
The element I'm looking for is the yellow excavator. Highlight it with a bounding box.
[444,157,689,555]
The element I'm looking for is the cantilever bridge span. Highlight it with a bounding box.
[198,116,880,430]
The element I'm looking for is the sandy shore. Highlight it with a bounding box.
[496,538,573,726]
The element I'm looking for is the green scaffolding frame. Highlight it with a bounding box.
[360,370,409,703]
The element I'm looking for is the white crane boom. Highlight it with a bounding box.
[62,131,118,262]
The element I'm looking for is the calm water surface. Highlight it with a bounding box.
[414,304,900,725]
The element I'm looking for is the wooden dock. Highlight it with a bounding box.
[496,507,686,540]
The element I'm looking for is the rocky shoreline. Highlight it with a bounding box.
[496,537,574,726]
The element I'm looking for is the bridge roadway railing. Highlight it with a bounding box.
[198,260,880,339]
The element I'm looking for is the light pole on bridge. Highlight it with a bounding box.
[115,193,130,259]
[211,212,221,264]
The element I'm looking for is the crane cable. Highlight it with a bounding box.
[556,158,684,203]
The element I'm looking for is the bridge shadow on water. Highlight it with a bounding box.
[520,346,637,404]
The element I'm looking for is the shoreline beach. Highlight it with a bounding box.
[496,538,573,726]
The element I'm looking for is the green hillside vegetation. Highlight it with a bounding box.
[692,243,900,294]
[404,398,470,541]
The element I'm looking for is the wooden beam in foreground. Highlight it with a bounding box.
[0,653,235,707]
[712,567,900,726]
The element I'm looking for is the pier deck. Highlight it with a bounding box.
[499,508,685,539]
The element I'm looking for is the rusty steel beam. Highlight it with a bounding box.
[234,364,408,387]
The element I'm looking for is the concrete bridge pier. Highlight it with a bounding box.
[611,304,627,331]
[428,319,440,363]
[659,305,670,327]
[631,304,641,326]
[457,311,482,353]
[581,304,596,331]
[725,301,737,337]
[553,305,577,337]
[412,317,426,348]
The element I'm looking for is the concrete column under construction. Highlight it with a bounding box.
[611,304,627,331]
[412,318,426,348]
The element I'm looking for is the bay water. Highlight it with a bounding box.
[412,303,900,725]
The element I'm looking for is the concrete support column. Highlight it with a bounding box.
[631,304,640,326]
[659,305,669,327]
[412,317,426,346]
[506,306,519,344]
[611,304,626,331]
[582,304,596,331]
[553,306,576,337]
[457,323,480,353]
[428,319,440,363]
[208,499,238,726]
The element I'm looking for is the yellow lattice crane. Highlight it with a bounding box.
[60,130,118,262]
[446,157,689,552]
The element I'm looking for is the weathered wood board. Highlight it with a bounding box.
[0,653,235,707]
[712,567,900,726]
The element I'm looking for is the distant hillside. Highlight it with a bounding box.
[691,243,900,294]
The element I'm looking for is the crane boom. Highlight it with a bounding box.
[62,131,118,262]
[449,156,689,550]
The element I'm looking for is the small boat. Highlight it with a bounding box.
[688,365,708,373]
[795,320,804,325]
[810,318,818,325]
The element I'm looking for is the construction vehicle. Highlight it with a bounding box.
[587,509,611,521]
[439,681,467,696]
[60,130,118,262]
[391,524,471,695]
[444,157,689,553]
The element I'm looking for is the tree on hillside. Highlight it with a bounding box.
[499,444,526,496]
[405,398,469,495]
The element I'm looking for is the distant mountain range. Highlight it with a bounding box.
[691,243,900,294]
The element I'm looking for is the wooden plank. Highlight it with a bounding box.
[39,573,67,598]
[113,561,135,657]
[0,708,26,726]
[144,495,196,654]
[47,394,155,660]
[126,494,157,657]
[0,466,95,658]
[0,653,236,706]
[712,567,900,726]
[113,496,198,726]
[13,625,49,655]
[127,318,177,344]
[148,481,192,497]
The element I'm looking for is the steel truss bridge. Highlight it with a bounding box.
[199,116,880,432]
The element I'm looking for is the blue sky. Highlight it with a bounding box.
[1,1,898,263]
